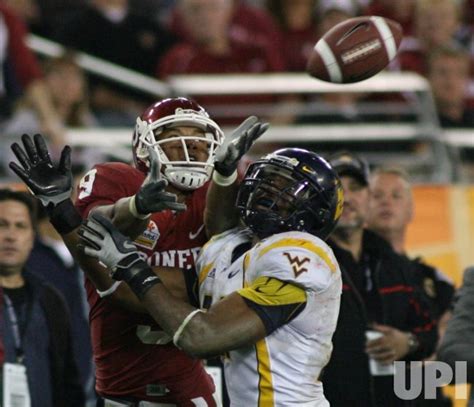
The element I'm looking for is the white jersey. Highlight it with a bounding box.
[196,228,342,407]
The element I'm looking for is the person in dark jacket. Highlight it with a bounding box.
[0,189,84,407]
[27,203,96,404]
[367,166,455,340]
[322,152,438,407]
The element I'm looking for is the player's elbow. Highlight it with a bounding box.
[177,324,224,359]
[181,342,218,359]
[178,337,220,359]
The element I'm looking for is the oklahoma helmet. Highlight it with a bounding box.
[236,148,344,239]
[132,97,224,190]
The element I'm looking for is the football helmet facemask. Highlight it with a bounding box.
[132,97,224,190]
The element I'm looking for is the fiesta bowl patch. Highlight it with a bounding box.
[135,220,160,249]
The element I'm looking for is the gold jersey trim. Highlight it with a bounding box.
[257,238,336,273]
[198,262,214,286]
[256,338,274,406]
[238,276,306,306]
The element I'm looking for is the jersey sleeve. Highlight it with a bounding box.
[250,235,339,293]
[75,162,144,218]
[238,276,306,335]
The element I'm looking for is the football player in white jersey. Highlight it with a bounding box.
[79,148,344,406]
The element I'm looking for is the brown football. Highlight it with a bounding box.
[306,16,403,83]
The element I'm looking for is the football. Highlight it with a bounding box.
[306,16,403,83]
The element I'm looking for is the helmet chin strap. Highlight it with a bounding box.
[164,166,209,191]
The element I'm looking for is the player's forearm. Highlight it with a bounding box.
[62,229,116,289]
[92,197,150,240]
[204,179,240,238]
[142,285,263,358]
[141,285,222,358]
[60,227,146,312]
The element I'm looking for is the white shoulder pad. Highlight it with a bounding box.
[196,227,252,278]
[248,231,340,293]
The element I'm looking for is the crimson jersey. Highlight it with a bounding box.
[76,162,215,403]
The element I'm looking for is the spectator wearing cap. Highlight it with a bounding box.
[321,151,438,407]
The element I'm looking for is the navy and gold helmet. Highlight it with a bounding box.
[236,148,344,240]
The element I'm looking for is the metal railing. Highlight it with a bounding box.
[22,34,466,182]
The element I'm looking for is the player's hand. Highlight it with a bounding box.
[134,147,187,215]
[214,116,269,177]
[365,324,411,364]
[79,213,161,299]
[9,134,72,208]
[79,212,145,279]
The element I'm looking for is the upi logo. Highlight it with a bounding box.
[394,361,467,400]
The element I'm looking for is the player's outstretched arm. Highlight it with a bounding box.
[94,147,187,240]
[80,213,267,358]
[9,134,162,312]
[205,116,269,238]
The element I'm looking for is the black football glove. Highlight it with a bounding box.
[133,147,187,215]
[9,134,81,234]
[79,212,161,299]
[10,133,72,208]
[214,116,269,177]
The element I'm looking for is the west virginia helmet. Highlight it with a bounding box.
[236,148,344,240]
[132,97,224,190]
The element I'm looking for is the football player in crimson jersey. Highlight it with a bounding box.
[79,148,344,406]
[9,97,268,406]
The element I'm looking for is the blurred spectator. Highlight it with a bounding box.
[438,267,474,405]
[2,54,105,173]
[322,151,437,407]
[302,2,369,123]
[397,0,466,75]
[3,0,87,36]
[0,189,85,406]
[158,0,285,124]
[129,0,175,22]
[464,0,474,26]
[265,0,318,72]
[363,0,415,36]
[53,0,177,125]
[169,0,282,58]
[275,2,366,125]
[0,2,64,148]
[428,46,474,128]
[317,0,359,34]
[2,0,41,30]
[27,196,96,405]
[4,54,97,133]
[367,167,454,326]
[159,0,284,77]
[366,166,454,407]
